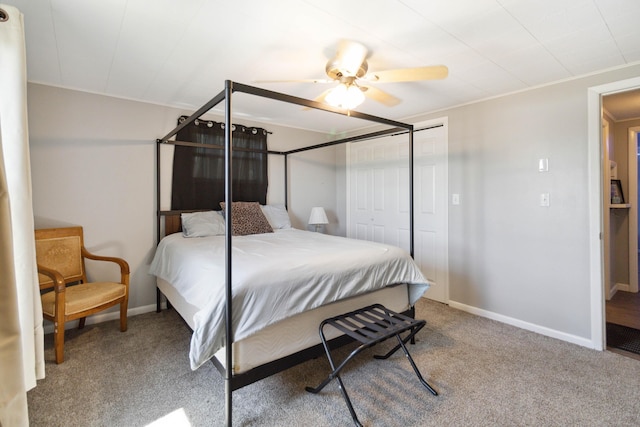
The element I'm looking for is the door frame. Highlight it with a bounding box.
[627,125,639,294]
[602,117,611,300]
[588,76,640,350]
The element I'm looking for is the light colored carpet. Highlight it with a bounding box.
[28,299,640,426]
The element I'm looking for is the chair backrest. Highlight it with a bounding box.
[35,226,87,288]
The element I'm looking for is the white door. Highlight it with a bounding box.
[413,121,448,302]
[347,119,448,302]
[348,135,412,250]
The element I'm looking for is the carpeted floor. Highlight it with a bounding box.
[28,299,640,426]
[606,322,640,355]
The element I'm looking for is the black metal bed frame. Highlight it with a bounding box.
[156,80,416,426]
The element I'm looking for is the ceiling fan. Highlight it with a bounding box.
[255,40,448,110]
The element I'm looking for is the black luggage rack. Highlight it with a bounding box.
[306,304,438,426]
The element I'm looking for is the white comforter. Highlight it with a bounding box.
[149,229,429,369]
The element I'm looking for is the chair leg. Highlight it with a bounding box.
[120,302,128,332]
[54,321,65,364]
[78,317,86,329]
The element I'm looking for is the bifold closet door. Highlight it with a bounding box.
[348,124,448,303]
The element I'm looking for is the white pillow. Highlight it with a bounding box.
[260,204,292,229]
[181,211,225,237]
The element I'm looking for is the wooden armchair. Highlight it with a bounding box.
[35,226,130,364]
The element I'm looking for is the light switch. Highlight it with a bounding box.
[452,194,460,205]
[538,158,549,172]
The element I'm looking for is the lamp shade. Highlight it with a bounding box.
[308,207,328,225]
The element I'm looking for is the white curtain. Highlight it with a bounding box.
[0,4,45,427]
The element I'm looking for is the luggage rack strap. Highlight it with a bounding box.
[322,304,423,345]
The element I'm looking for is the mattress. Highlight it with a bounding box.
[150,228,429,369]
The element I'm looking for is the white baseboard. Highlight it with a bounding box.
[615,282,631,292]
[43,302,167,334]
[447,300,597,350]
[607,282,631,300]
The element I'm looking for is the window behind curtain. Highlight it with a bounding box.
[171,117,269,210]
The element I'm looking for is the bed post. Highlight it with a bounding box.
[156,139,162,313]
[223,79,234,427]
[409,126,414,259]
[284,154,288,210]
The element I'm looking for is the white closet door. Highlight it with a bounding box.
[348,121,448,303]
[348,136,411,251]
[413,123,448,302]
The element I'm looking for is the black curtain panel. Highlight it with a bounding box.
[171,116,269,210]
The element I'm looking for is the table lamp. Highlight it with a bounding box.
[308,207,328,232]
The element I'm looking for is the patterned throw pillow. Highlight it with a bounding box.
[219,201,274,236]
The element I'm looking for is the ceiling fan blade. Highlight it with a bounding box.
[332,40,368,77]
[366,65,448,83]
[360,85,401,107]
[253,78,333,84]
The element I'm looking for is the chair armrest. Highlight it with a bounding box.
[81,247,130,284]
[37,264,66,293]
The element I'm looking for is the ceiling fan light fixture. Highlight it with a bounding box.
[325,83,365,109]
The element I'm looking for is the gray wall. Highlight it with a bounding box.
[406,63,640,340]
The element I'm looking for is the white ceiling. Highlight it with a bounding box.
[5,0,640,133]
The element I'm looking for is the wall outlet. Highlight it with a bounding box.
[540,193,550,207]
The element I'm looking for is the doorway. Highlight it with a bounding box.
[604,119,640,359]
[593,84,640,356]
[588,76,640,351]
